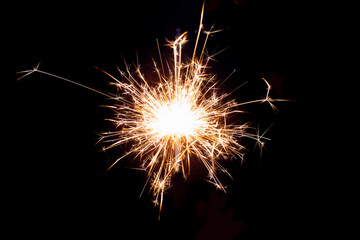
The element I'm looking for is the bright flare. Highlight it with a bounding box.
[150,101,202,137]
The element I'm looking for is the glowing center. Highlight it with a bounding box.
[150,101,200,137]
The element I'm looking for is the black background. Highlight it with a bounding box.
[10,0,303,239]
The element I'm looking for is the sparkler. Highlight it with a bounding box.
[18,3,285,217]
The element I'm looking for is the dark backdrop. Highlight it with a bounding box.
[10,0,301,239]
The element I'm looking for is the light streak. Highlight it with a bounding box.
[17,3,286,218]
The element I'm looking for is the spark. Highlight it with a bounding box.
[17,3,286,218]
[97,27,279,213]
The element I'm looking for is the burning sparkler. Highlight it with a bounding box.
[17,3,285,217]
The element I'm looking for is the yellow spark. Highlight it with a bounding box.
[98,13,277,213]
